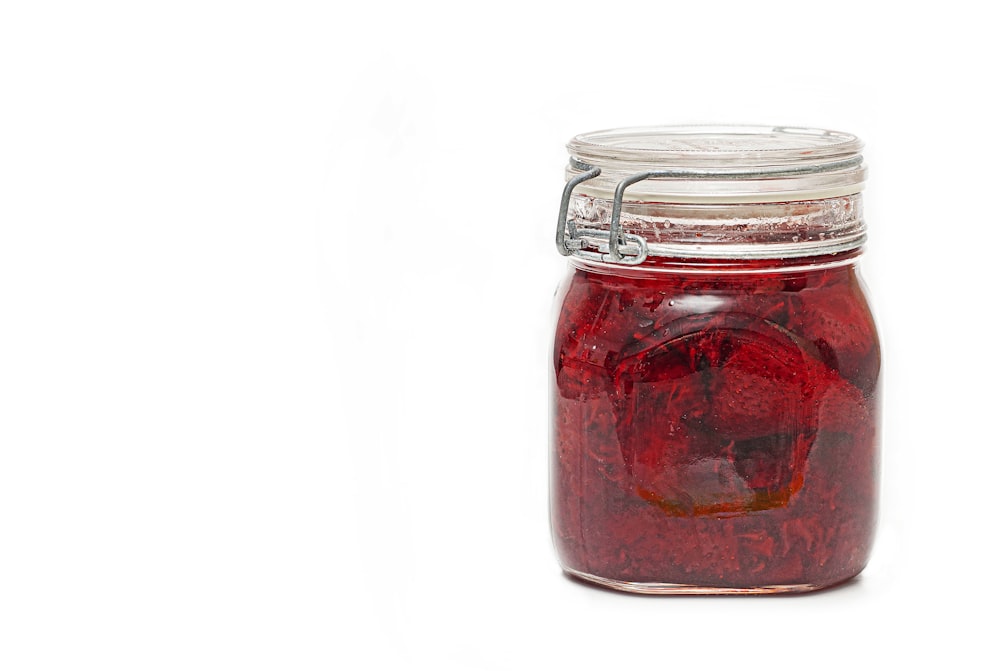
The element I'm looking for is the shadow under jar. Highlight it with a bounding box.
[550,126,881,594]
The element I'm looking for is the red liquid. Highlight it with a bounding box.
[551,256,880,590]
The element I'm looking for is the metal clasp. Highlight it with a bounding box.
[556,164,650,266]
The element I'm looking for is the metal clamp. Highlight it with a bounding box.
[556,164,650,266]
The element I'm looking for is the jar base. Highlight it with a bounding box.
[563,567,825,595]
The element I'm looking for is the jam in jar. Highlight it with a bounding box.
[550,126,880,594]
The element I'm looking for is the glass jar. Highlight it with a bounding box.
[550,126,880,594]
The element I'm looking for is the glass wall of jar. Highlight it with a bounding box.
[550,126,881,594]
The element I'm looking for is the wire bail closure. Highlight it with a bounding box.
[555,163,649,266]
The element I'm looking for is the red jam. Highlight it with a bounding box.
[551,254,880,591]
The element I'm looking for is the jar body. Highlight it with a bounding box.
[550,255,880,593]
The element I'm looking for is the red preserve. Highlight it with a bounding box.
[551,126,881,594]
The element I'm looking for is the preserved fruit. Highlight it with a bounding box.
[551,256,880,591]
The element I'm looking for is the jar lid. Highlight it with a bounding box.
[557,125,867,264]
[567,125,865,204]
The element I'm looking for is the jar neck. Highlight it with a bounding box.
[566,194,865,265]
[570,247,863,278]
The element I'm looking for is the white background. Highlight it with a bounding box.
[1,1,997,669]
